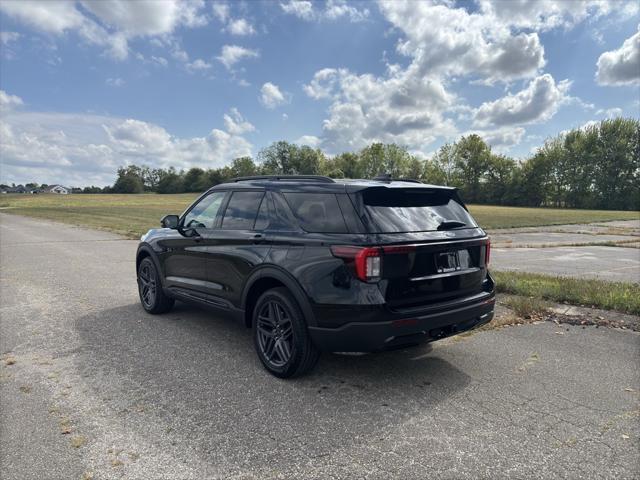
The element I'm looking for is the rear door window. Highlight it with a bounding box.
[354,187,477,233]
[221,191,265,230]
[282,193,348,233]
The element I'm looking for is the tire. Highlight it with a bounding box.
[137,257,174,314]
[252,287,320,378]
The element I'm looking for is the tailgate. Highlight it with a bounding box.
[381,239,489,309]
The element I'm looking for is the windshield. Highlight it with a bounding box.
[353,187,477,233]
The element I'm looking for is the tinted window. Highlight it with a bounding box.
[182,191,226,229]
[221,191,264,230]
[254,195,270,230]
[283,193,348,233]
[357,188,477,233]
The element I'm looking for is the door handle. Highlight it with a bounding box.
[252,233,264,243]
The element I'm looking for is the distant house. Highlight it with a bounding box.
[2,185,28,194]
[43,185,70,194]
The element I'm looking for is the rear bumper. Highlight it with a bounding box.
[308,294,495,352]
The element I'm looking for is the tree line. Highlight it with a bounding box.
[95,117,638,210]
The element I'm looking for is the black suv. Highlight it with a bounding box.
[136,175,494,377]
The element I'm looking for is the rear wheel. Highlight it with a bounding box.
[137,257,174,314]
[252,287,320,378]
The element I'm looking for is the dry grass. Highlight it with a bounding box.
[493,271,640,315]
[501,296,550,319]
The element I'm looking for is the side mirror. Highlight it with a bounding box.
[161,214,179,229]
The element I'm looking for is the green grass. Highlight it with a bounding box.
[493,271,640,315]
[0,193,638,238]
[467,204,639,230]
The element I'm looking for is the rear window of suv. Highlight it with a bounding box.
[282,193,348,233]
[354,187,477,233]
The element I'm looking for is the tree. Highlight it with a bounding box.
[183,167,207,192]
[156,168,184,194]
[229,157,258,177]
[453,135,491,203]
[113,166,144,193]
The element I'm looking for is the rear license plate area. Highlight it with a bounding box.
[436,251,460,273]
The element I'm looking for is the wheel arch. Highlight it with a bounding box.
[136,244,166,288]
[241,266,316,329]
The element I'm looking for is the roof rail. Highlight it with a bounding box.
[372,173,422,184]
[230,175,336,184]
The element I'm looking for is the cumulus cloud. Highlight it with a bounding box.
[227,18,256,36]
[477,0,615,31]
[303,65,456,153]
[0,90,24,110]
[295,135,321,147]
[212,2,230,22]
[223,108,255,135]
[280,0,368,22]
[0,98,254,185]
[0,0,208,60]
[596,27,640,86]
[185,58,213,73]
[473,74,571,127]
[379,1,545,83]
[259,82,287,109]
[216,44,259,70]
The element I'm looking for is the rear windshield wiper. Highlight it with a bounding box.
[437,220,467,230]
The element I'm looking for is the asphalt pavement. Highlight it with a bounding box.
[1,213,639,479]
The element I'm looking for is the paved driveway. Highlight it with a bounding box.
[1,213,639,479]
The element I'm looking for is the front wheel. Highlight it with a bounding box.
[252,287,320,378]
[137,257,174,314]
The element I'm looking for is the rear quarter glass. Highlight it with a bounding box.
[351,187,478,233]
[282,192,349,233]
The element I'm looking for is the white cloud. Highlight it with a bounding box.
[473,74,571,127]
[596,27,640,86]
[105,77,125,87]
[0,31,20,45]
[212,2,230,22]
[477,0,615,31]
[379,1,546,83]
[296,135,321,147]
[222,108,255,135]
[304,65,456,153]
[0,90,24,110]
[0,98,254,185]
[150,55,168,67]
[259,82,287,109]
[0,0,208,61]
[596,107,623,118]
[227,18,256,36]
[186,58,213,73]
[474,127,526,148]
[216,44,259,70]
[280,1,315,21]
[304,68,346,99]
[280,0,368,22]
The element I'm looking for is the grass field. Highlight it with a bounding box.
[493,271,640,315]
[0,193,638,238]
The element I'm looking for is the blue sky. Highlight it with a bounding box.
[0,0,639,186]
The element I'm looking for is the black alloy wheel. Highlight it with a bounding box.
[256,300,294,367]
[252,287,320,378]
[137,257,174,314]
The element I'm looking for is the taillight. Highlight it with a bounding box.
[331,246,381,282]
[485,239,491,266]
[330,244,415,282]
